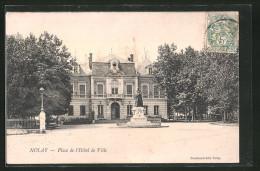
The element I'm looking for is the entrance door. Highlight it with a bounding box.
[111,102,120,119]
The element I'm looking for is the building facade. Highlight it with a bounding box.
[69,53,168,120]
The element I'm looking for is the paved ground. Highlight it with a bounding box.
[6,122,239,164]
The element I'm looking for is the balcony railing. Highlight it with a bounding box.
[107,94,124,98]
[72,93,166,99]
[125,94,133,98]
[143,95,166,99]
[72,93,89,98]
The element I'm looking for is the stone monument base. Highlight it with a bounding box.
[119,107,162,128]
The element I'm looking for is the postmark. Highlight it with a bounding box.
[205,12,239,53]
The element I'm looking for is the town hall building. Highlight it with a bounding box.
[69,53,168,120]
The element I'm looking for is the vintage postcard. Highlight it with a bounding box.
[6,11,240,164]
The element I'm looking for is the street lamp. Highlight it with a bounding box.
[39,87,46,133]
[40,87,44,111]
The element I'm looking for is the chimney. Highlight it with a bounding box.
[128,54,134,62]
[89,53,92,69]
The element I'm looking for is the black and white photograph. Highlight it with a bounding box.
[5,10,241,164]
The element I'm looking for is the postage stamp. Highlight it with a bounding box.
[205,12,239,53]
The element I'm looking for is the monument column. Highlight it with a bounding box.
[39,87,46,133]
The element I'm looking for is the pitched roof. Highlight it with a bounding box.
[137,57,153,75]
[94,54,132,63]
[92,62,137,76]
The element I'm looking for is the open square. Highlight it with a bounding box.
[6,11,241,165]
[6,122,239,164]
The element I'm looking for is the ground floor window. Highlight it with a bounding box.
[80,105,86,115]
[154,105,159,115]
[127,105,133,115]
[68,105,74,116]
[144,105,148,115]
[98,105,104,118]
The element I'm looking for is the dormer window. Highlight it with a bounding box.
[110,58,119,73]
[73,66,78,73]
[149,68,153,75]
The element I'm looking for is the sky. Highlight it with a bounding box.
[6,12,207,66]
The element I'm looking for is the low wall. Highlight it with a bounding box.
[6,119,39,129]
[7,129,40,135]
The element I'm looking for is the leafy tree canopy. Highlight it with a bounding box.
[153,43,239,122]
[6,32,73,119]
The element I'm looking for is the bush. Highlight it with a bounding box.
[58,115,92,125]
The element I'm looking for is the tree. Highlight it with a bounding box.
[6,32,73,119]
[153,43,239,122]
[154,44,205,121]
[153,43,182,114]
[201,51,239,122]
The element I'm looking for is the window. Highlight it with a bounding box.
[111,80,118,94]
[73,66,78,73]
[97,84,103,97]
[160,89,165,98]
[149,68,152,75]
[98,105,104,118]
[153,85,159,98]
[79,85,85,98]
[127,105,133,115]
[142,85,148,98]
[127,84,133,97]
[154,105,159,115]
[68,106,73,116]
[80,105,86,115]
[71,83,74,95]
[112,88,118,94]
[144,105,148,115]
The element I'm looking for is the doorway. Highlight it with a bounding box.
[111,102,120,119]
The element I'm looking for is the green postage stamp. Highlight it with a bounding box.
[205,12,239,53]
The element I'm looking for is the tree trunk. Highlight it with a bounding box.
[223,110,226,123]
[188,106,190,121]
[185,106,187,122]
[193,106,195,121]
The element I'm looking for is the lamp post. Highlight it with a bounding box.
[39,87,46,133]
